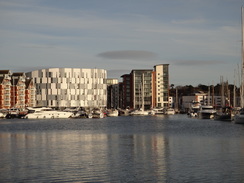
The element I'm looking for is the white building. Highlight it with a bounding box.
[26,68,107,108]
[154,64,169,108]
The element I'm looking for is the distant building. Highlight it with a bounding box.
[0,70,36,109]
[181,92,223,112]
[25,78,36,107]
[120,74,131,109]
[106,78,119,109]
[120,64,170,110]
[0,70,12,109]
[26,68,107,108]
[11,73,26,109]
[131,69,153,110]
[153,64,169,108]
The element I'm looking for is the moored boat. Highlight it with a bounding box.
[234,108,244,124]
[25,107,73,119]
[165,108,175,115]
[129,108,149,115]
[107,109,119,117]
[198,105,216,119]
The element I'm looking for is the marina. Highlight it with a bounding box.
[0,114,244,182]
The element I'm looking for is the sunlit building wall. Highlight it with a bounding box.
[26,68,107,108]
[153,64,169,108]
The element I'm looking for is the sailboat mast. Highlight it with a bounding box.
[241,7,244,108]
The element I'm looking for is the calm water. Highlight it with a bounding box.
[0,114,244,183]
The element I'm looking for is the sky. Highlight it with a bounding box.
[0,0,243,86]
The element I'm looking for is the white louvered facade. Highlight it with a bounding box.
[26,68,107,108]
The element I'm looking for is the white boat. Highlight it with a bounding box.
[153,108,165,115]
[25,107,73,119]
[130,108,149,115]
[198,105,216,119]
[88,109,105,118]
[188,101,200,117]
[234,108,244,124]
[107,109,119,117]
[165,108,175,115]
[0,112,6,118]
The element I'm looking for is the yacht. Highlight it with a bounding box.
[153,108,165,115]
[25,107,73,119]
[234,108,244,124]
[165,108,175,115]
[188,102,200,117]
[214,107,233,121]
[198,105,216,119]
[129,108,149,115]
[88,108,105,118]
[106,109,119,117]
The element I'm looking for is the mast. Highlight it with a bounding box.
[241,6,244,108]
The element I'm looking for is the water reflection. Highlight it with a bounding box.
[0,130,169,182]
[0,116,244,182]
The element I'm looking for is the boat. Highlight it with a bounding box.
[118,108,130,116]
[153,107,165,115]
[234,108,244,124]
[106,109,119,117]
[165,108,175,115]
[214,107,233,121]
[129,108,149,115]
[71,110,88,118]
[0,111,6,118]
[88,108,105,118]
[187,101,200,117]
[198,105,216,119]
[24,107,73,119]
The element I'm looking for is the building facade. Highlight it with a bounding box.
[0,70,36,109]
[106,78,119,109]
[0,70,12,109]
[131,69,153,110]
[26,68,107,108]
[153,64,169,108]
[120,64,170,110]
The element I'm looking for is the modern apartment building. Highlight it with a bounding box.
[26,68,107,108]
[153,64,169,108]
[131,69,153,110]
[107,78,119,109]
[120,64,170,110]
[120,74,131,109]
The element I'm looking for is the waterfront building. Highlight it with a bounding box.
[25,78,36,107]
[106,78,119,109]
[181,92,223,112]
[11,73,26,109]
[0,70,12,109]
[153,64,170,108]
[131,69,153,110]
[0,70,36,109]
[120,74,131,109]
[26,68,107,108]
[120,64,170,110]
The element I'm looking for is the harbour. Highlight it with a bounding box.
[1,114,244,182]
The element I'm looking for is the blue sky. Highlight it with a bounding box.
[0,0,243,86]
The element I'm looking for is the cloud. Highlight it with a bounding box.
[97,50,158,60]
[170,60,225,66]
[172,18,206,24]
